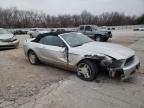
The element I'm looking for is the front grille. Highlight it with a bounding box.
[0,45,15,48]
[124,56,134,66]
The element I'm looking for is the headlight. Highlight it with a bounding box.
[0,36,16,42]
[110,59,125,68]
[10,36,16,41]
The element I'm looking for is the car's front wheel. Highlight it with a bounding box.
[102,37,109,41]
[77,60,98,81]
[28,51,39,65]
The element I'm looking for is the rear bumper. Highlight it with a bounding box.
[0,39,19,49]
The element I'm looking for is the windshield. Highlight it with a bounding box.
[30,28,48,31]
[61,32,93,47]
[92,25,98,30]
[0,29,10,34]
[38,28,48,31]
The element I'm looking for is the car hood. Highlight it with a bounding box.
[39,31,50,34]
[0,34,14,40]
[76,42,135,60]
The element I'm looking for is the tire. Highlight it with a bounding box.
[102,37,109,41]
[95,35,101,41]
[28,51,39,65]
[77,60,98,81]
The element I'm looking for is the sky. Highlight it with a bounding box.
[0,0,144,16]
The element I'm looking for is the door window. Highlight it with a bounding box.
[39,36,65,47]
[85,26,92,31]
[80,26,84,31]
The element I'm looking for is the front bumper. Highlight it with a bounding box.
[106,34,112,38]
[110,56,140,80]
[101,34,112,39]
[0,39,19,49]
[121,56,140,80]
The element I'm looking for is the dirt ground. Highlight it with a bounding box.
[0,38,72,103]
[0,30,144,107]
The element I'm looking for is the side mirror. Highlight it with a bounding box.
[64,46,68,52]
[60,45,68,52]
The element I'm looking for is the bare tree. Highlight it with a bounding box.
[0,7,143,28]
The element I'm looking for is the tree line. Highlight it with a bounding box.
[0,7,144,28]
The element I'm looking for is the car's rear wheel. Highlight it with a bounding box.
[28,51,39,65]
[77,60,98,81]
[95,35,101,41]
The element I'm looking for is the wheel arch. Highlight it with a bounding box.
[27,49,36,56]
[76,57,101,66]
[27,49,40,65]
[76,57,100,81]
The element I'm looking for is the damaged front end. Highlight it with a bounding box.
[100,55,140,80]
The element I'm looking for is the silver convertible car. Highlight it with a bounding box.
[0,28,19,49]
[23,32,140,81]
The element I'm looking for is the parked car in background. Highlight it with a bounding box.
[13,29,28,35]
[23,32,140,81]
[107,27,115,30]
[133,27,144,31]
[0,28,19,49]
[78,25,112,41]
[101,26,115,30]
[27,28,50,38]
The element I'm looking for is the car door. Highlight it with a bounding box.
[84,26,94,38]
[38,35,68,66]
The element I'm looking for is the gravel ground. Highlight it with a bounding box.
[0,35,72,105]
[0,30,144,107]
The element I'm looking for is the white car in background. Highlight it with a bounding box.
[27,28,50,38]
[0,28,19,49]
[134,26,144,31]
